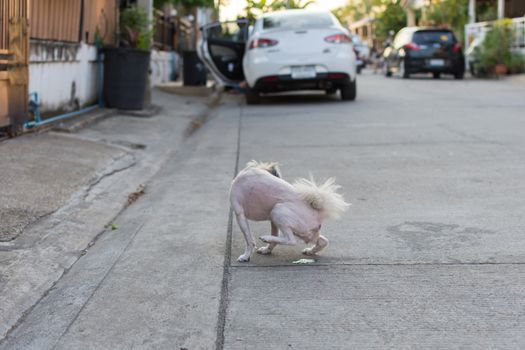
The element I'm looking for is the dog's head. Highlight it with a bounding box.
[246,160,282,178]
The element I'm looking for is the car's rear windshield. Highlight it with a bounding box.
[413,31,456,44]
[263,13,335,30]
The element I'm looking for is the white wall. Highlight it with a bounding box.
[30,40,180,112]
[29,41,100,113]
[151,50,179,86]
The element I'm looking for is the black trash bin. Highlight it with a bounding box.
[183,50,207,86]
[103,47,150,110]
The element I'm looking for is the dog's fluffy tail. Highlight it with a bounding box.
[293,176,350,219]
[245,160,281,178]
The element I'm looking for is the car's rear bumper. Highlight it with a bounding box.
[252,73,352,93]
[243,50,356,87]
[406,56,465,74]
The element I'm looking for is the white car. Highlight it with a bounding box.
[199,10,357,104]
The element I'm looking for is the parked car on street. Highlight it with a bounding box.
[383,27,465,79]
[198,10,358,104]
[350,34,370,73]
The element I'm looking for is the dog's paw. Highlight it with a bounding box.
[237,254,250,263]
[302,248,316,256]
[259,235,272,243]
[257,246,272,255]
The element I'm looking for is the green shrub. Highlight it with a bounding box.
[476,19,524,74]
[120,5,154,51]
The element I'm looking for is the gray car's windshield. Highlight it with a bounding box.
[263,13,334,30]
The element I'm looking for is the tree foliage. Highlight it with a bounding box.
[332,0,406,44]
[244,0,314,22]
[427,0,468,42]
[120,5,154,50]
[373,0,406,44]
[154,0,215,9]
[475,19,524,74]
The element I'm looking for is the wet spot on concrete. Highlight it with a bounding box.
[388,221,495,252]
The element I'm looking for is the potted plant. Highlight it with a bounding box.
[103,5,154,110]
[475,19,524,77]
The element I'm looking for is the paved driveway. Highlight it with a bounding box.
[3,72,525,349]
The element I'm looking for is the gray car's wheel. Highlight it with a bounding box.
[340,79,357,101]
[399,60,409,79]
[326,87,337,95]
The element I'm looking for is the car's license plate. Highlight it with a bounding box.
[291,66,316,79]
[429,59,445,67]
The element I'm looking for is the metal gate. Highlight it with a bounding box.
[0,0,29,135]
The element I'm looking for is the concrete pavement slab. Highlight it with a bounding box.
[0,90,216,342]
[0,133,125,242]
[0,97,242,349]
[224,264,525,349]
[3,72,525,349]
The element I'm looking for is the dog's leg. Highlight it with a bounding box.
[260,225,296,246]
[303,235,329,256]
[257,222,278,255]
[260,206,297,246]
[235,212,256,262]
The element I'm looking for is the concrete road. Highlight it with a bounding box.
[2,72,525,349]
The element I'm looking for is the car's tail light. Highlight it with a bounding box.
[324,34,351,44]
[404,42,421,51]
[262,75,279,82]
[327,73,348,79]
[452,43,462,53]
[249,38,278,49]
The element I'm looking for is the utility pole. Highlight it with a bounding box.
[137,0,153,108]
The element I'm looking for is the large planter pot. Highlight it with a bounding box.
[494,63,508,76]
[183,50,207,86]
[103,47,151,110]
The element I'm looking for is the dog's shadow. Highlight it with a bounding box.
[230,234,341,266]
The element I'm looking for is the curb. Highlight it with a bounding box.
[53,108,116,133]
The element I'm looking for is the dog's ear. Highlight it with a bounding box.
[269,163,282,178]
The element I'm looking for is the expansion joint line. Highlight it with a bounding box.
[215,104,243,350]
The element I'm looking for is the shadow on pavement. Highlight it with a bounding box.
[257,91,343,105]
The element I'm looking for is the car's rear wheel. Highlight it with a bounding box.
[433,72,441,79]
[326,88,337,95]
[340,79,357,101]
[245,88,260,105]
[454,71,464,80]
[399,60,409,79]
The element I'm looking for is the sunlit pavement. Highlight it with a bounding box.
[2,70,525,349]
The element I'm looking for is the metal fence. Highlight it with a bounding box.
[465,16,525,53]
[30,0,81,42]
[0,0,29,132]
[82,0,118,45]
[1,0,29,50]
[154,10,176,51]
[29,0,117,44]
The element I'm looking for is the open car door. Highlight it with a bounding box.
[198,20,249,87]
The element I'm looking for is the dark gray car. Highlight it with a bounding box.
[383,27,465,79]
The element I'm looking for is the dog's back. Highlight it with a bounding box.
[230,166,298,221]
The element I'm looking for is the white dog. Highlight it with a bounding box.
[230,161,350,262]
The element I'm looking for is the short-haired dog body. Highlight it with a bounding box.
[230,161,349,262]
